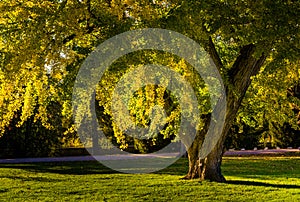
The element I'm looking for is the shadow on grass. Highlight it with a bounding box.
[0,158,189,176]
[0,157,299,190]
[0,161,120,175]
[0,188,9,193]
[225,180,300,189]
[0,175,63,182]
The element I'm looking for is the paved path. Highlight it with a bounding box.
[224,148,300,156]
[0,149,299,164]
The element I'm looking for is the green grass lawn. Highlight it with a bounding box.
[0,157,299,201]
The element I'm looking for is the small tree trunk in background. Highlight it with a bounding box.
[185,44,267,182]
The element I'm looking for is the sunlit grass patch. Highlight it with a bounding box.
[0,157,299,201]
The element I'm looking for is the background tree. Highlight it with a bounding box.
[226,61,300,150]
[0,0,130,156]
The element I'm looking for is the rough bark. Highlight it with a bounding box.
[183,114,211,180]
[185,43,267,182]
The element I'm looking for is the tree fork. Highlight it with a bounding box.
[184,43,267,182]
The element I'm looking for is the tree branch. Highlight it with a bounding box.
[228,44,266,98]
[228,44,255,82]
[206,36,224,72]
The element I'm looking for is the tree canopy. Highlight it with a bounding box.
[0,0,299,180]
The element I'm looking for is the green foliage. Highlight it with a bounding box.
[94,50,210,151]
[230,60,300,148]
[0,0,299,155]
[0,0,128,151]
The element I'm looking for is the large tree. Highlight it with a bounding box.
[1,0,299,182]
[150,0,299,182]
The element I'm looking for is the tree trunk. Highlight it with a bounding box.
[184,43,267,182]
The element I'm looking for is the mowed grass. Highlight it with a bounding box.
[0,157,299,201]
